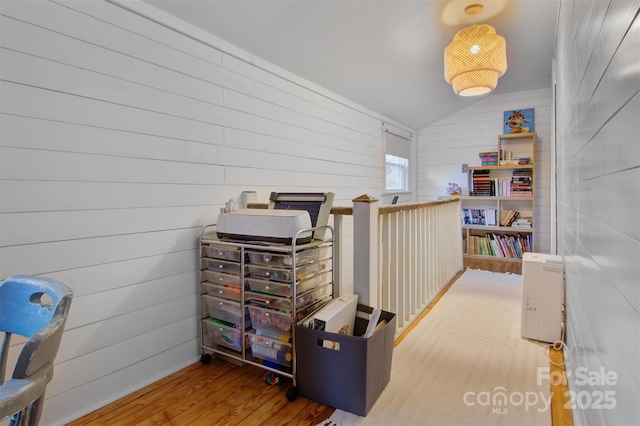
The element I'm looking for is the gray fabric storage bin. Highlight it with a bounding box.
[295,304,396,416]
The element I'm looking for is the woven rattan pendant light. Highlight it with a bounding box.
[444,4,507,96]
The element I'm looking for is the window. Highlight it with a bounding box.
[385,154,408,191]
[384,130,411,192]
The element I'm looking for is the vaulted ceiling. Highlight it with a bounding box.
[141,0,558,130]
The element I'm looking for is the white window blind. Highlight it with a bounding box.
[384,131,411,159]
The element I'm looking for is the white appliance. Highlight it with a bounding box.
[521,252,564,343]
[216,209,312,244]
[268,191,335,240]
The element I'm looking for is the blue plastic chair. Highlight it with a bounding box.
[0,275,73,426]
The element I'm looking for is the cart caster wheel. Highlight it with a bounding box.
[286,387,298,401]
[200,353,212,364]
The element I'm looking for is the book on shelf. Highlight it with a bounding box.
[472,170,533,197]
[479,151,498,166]
[499,209,520,227]
[510,169,533,196]
[462,208,497,226]
[466,233,532,259]
[511,217,532,228]
[499,156,532,166]
[478,151,498,166]
[499,149,512,161]
[471,169,492,196]
[485,178,511,196]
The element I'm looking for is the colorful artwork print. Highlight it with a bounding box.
[504,108,535,134]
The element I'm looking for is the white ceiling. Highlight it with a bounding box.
[141,0,558,130]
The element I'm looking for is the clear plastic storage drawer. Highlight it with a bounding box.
[202,269,243,287]
[247,259,330,283]
[248,331,292,367]
[248,305,293,333]
[202,318,244,352]
[202,258,248,276]
[246,271,332,297]
[248,283,332,311]
[246,246,329,268]
[247,292,291,310]
[202,281,243,302]
[203,295,250,328]
[202,244,243,262]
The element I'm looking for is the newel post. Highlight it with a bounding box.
[352,194,379,307]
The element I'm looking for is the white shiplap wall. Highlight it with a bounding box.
[555,0,639,424]
[416,88,552,254]
[0,1,414,423]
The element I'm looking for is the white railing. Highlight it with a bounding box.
[333,196,463,336]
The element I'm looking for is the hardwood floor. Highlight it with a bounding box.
[69,259,572,426]
[68,360,332,426]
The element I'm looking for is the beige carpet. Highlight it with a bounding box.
[322,268,551,426]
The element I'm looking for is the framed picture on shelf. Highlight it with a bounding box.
[504,108,535,134]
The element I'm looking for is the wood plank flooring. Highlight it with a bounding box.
[68,258,572,426]
[67,359,332,426]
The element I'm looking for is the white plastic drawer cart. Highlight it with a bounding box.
[198,224,334,400]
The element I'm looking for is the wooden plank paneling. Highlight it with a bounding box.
[224,165,381,190]
[1,82,224,143]
[224,89,377,146]
[225,127,380,166]
[1,115,224,162]
[1,206,216,245]
[0,228,202,277]
[0,1,416,424]
[1,2,225,80]
[0,181,223,212]
[55,0,224,66]
[1,147,224,184]
[555,1,639,425]
[222,53,382,132]
[65,272,198,330]
[44,250,198,298]
[57,294,197,363]
[48,317,198,396]
[0,21,223,109]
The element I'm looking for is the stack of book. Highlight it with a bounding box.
[499,209,520,227]
[511,217,532,228]
[470,169,492,196]
[479,151,498,166]
[510,169,533,196]
[466,233,532,259]
[499,150,531,166]
[499,149,513,165]
[499,159,519,166]
[462,208,497,226]
[495,178,510,196]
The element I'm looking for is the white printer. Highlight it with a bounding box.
[216,192,335,245]
[216,209,313,244]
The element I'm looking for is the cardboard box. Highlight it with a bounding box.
[295,304,396,416]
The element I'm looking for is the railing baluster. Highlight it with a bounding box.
[333,197,462,337]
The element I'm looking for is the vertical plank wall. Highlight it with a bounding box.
[0,1,414,423]
[555,1,639,425]
[416,88,552,254]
